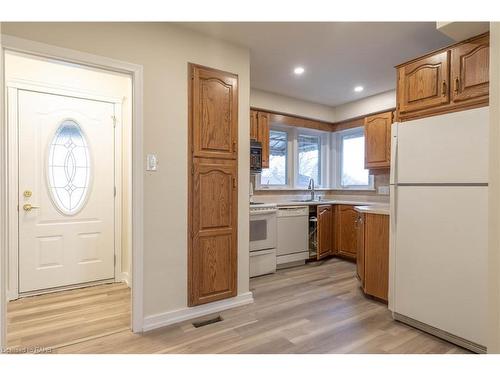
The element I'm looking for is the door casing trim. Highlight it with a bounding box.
[0,35,145,348]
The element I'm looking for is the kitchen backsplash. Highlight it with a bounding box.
[251,172,390,202]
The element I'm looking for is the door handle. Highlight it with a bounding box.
[454,77,460,94]
[23,203,40,212]
[441,80,447,96]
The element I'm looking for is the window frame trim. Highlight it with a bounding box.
[258,124,293,189]
[334,126,374,190]
[256,124,375,192]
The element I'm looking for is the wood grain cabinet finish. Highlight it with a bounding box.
[191,64,238,160]
[356,212,365,286]
[190,158,238,305]
[396,33,489,121]
[249,110,270,168]
[250,110,259,141]
[189,64,238,307]
[364,111,392,170]
[450,34,489,104]
[362,214,389,302]
[398,50,450,115]
[317,205,333,260]
[335,205,358,260]
[257,112,270,168]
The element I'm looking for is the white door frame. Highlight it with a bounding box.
[6,81,126,300]
[0,35,145,348]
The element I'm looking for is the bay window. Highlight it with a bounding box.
[258,124,373,191]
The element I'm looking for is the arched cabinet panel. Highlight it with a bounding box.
[189,64,239,307]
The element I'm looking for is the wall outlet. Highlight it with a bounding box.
[378,185,390,195]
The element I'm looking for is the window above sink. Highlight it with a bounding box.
[256,123,374,191]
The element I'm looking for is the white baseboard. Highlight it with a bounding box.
[118,272,131,287]
[142,292,254,332]
[7,289,18,302]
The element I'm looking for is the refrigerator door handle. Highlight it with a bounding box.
[390,122,398,185]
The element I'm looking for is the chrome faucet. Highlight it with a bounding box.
[308,178,315,201]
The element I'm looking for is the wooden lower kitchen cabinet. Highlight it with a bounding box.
[335,205,358,260]
[316,205,333,259]
[356,211,389,301]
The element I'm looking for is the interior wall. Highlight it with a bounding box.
[0,21,7,346]
[1,22,251,320]
[334,90,396,122]
[252,89,395,200]
[251,88,336,122]
[3,51,133,293]
[488,21,500,354]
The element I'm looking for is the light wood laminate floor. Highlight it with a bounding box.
[7,282,131,352]
[8,259,469,353]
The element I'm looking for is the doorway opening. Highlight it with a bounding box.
[4,50,134,350]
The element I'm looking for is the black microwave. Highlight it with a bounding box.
[250,140,262,174]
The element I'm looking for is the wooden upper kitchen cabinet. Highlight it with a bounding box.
[450,34,489,104]
[250,110,259,141]
[249,110,270,168]
[396,33,489,121]
[317,205,333,260]
[364,111,392,170]
[190,64,238,160]
[257,112,270,168]
[335,205,358,260]
[188,64,238,307]
[397,50,450,115]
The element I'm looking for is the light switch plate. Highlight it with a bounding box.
[146,154,158,171]
[378,185,390,195]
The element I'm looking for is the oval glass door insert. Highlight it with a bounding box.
[47,120,91,215]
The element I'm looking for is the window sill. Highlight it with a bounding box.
[256,187,376,192]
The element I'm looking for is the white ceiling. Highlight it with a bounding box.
[179,22,453,107]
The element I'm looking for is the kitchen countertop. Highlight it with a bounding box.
[272,199,386,207]
[354,204,390,215]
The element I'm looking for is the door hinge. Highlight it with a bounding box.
[114,254,116,266]
[114,186,116,197]
[112,115,117,128]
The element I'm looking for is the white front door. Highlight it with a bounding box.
[18,90,116,293]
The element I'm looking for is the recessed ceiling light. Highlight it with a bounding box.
[294,66,305,75]
[354,86,364,92]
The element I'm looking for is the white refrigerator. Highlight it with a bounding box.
[389,107,488,353]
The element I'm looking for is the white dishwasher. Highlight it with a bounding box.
[276,206,309,268]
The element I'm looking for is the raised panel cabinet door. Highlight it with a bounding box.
[364,214,389,301]
[250,110,259,141]
[190,64,238,160]
[364,111,392,169]
[451,34,489,104]
[399,50,450,114]
[338,205,358,259]
[258,112,270,168]
[190,158,237,306]
[317,205,332,259]
[356,213,365,287]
